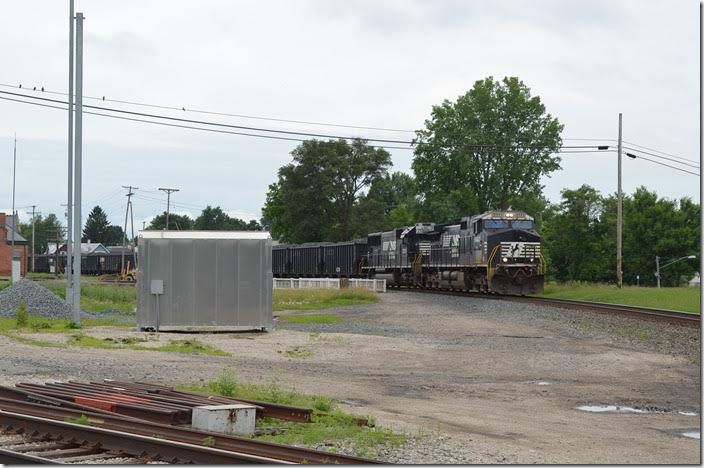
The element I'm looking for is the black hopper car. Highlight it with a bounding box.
[273,209,545,295]
[31,253,137,276]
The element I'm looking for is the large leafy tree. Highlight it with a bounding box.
[194,206,262,231]
[353,172,420,234]
[413,76,563,221]
[147,212,194,231]
[262,138,392,243]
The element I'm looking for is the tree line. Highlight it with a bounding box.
[261,76,699,286]
[19,205,262,254]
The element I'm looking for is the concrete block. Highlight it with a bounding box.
[191,404,257,435]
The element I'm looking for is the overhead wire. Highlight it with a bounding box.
[622,140,698,164]
[623,146,699,169]
[0,83,415,134]
[0,94,414,151]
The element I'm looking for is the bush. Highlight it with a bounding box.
[15,301,28,327]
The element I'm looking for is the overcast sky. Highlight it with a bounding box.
[0,0,699,232]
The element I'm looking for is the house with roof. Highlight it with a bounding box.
[0,212,29,277]
[46,241,110,255]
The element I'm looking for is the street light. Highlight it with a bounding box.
[655,255,696,288]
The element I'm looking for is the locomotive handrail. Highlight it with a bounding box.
[486,245,500,284]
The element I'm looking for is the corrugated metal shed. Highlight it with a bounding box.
[137,231,272,331]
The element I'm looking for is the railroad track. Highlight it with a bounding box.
[388,286,700,326]
[0,397,375,464]
[0,410,284,464]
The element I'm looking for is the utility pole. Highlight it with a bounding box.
[158,187,179,230]
[30,206,40,273]
[121,186,138,273]
[10,134,17,281]
[655,255,661,289]
[71,11,84,324]
[616,113,623,288]
[66,0,75,309]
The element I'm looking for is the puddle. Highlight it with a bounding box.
[576,405,648,414]
[678,412,699,417]
[681,431,700,439]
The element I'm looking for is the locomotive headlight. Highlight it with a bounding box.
[502,257,508,263]
[530,258,535,262]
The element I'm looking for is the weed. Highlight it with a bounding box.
[15,302,28,327]
[64,414,91,425]
[215,367,238,397]
[202,436,216,447]
[284,347,314,359]
[66,321,82,329]
[30,320,51,331]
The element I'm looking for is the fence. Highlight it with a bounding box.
[273,278,386,293]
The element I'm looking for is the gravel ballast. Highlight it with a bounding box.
[0,280,73,318]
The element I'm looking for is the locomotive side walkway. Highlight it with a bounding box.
[0,292,699,464]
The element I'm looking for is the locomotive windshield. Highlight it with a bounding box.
[484,220,510,229]
[512,220,534,229]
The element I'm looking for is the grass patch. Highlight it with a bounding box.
[278,314,343,324]
[65,333,230,356]
[179,369,404,458]
[43,282,136,313]
[0,315,131,334]
[274,288,378,312]
[539,283,700,314]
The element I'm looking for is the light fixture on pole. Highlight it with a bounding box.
[655,255,696,288]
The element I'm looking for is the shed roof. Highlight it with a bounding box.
[4,215,28,244]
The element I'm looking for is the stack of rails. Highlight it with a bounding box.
[2,381,313,425]
[0,381,377,464]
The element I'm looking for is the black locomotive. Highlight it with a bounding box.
[273,209,545,295]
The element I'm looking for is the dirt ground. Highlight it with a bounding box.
[1,292,700,464]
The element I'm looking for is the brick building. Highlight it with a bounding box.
[0,213,29,277]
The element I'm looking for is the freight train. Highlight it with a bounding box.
[273,209,545,295]
[30,253,137,276]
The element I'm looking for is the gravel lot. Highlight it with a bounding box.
[0,291,699,464]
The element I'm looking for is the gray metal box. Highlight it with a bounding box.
[137,231,273,331]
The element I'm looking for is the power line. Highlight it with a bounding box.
[624,153,700,177]
[0,94,414,151]
[0,82,416,134]
[0,89,414,145]
[622,146,699,169]
[622,140,697,164]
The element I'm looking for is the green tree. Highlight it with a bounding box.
[147,212,194,231]
[19,213,65,254]
[353,172,419,234]
[412,76,563,221]
[194,206,262,231]
[103,225,125,246]
[262,138,392,243]
[541,185,605,282]
[82,206,111,243]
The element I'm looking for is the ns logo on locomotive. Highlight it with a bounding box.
[272,209,545,295]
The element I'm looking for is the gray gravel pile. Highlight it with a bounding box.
[0,280,73,318]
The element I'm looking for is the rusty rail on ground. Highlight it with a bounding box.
[0,397,376,464]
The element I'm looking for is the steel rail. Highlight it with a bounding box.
[0,447,63,464]
[388,286,699,326]
[0,410,286,464]
[0,398,377,464]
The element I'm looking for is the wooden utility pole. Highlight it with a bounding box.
[158,187,179,230]
[121,186,138,273]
